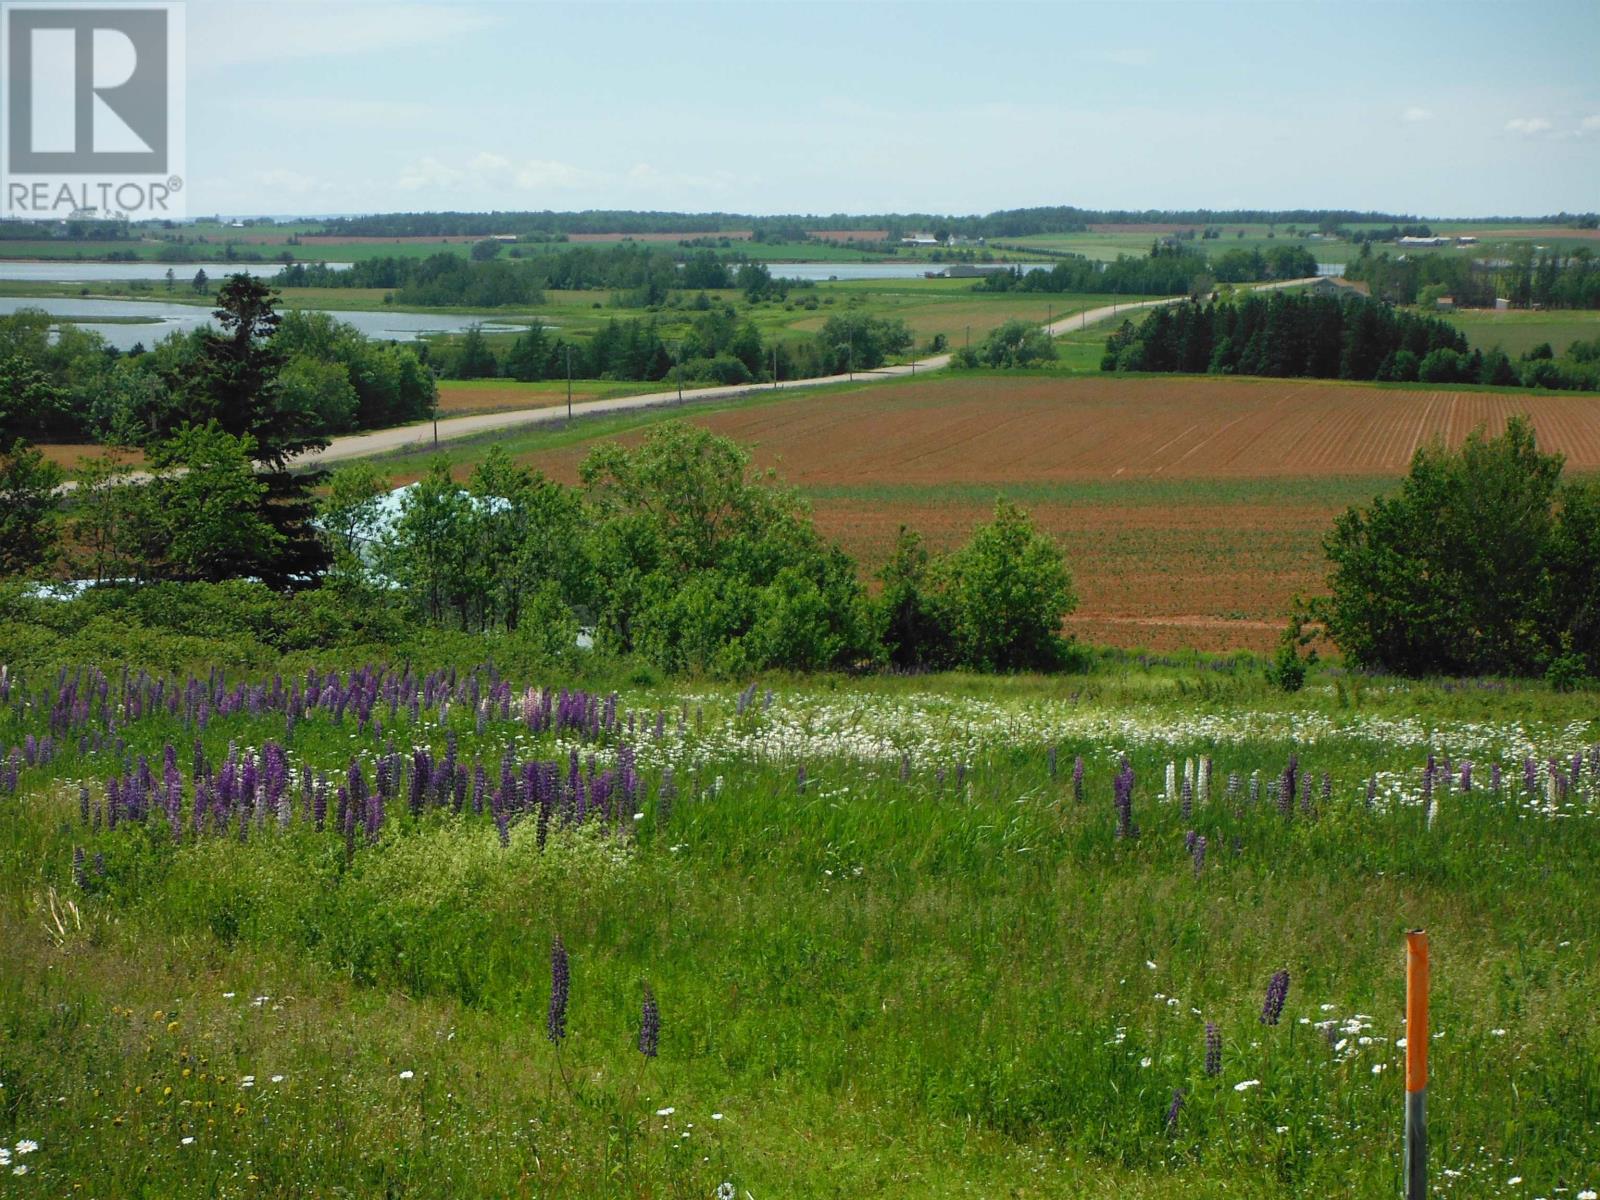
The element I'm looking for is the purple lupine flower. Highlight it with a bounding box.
[1165,1087,1186,1135]
[72,845,86,889]
[796,764,807,794]
[1204,1022,1222,1077]
[1523,756,1537,795]
[1072,755,1084,803]
[1114,759,1137,840]
[1365,775,1377,809]
[1277,769,1293,817]
[657,769,675,827]
[1320,772,1331,807]
[1184,828,1197,854]
[547,936,570,1044]
[1459,762,1472,792]
[1260,969,1290,1026]
[1180,777,1193,822]
[1192,834,1207,878]
[1490,762,1502,793]
[638,984,659,1058]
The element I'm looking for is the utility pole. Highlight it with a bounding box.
[675,342,683,402]
[565,344,573,422]
[431,397,439,448]
[772,344,778,388]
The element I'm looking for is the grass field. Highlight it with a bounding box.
[370,372,1600,653]
[1443,308,1600,357]
[2,661,1597,1198]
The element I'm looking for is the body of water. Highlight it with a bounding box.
[0,296,530,350]
[0,261,351,283]
[766,261,1049,281]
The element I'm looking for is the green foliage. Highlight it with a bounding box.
[957,318,1059,369]
[875,527,955,669]
[937,499,1077,671]
[147,425,283,582]
[814,312,913,372]
[580,422,871,673]
[1319,417,1577,676]
[1103,292,1469,382]
[1264,611,1315,693]
[0,439,64,577]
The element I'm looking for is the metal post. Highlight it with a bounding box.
[1405,930,1429,1200]
[432,402,438,448]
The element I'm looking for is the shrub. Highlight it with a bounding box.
[1319,417,1565,676]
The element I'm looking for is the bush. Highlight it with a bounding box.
[1319,417,1569,676]
[936,500,1076,672]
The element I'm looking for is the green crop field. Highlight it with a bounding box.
[1,656,1596,1198]
[1443,308,1600,357]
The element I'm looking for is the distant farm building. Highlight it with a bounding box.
[1303,276,1371,299]
[901,234,940,246]
[1397,235,1450,247]
[1434,295,1457,311]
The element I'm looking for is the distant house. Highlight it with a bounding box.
[1397,235,1450,248]
[1303,276,1370,299]
[901,234,939,246]
[1454,235,1478,246]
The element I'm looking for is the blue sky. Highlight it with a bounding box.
[187,0,1600,218]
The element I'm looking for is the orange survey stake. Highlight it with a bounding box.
[1405,929,1429,1092]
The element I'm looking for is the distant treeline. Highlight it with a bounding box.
[311,207,1600,242]
[1345,247,1600,309]
[0,305,435,446]
[978,243,1318,296]
[275,247,806,307]
[433,308,910,387]
[1102,292,1600,391]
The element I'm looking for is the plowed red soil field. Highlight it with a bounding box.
[512,374,1600,653]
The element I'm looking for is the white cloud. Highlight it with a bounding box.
[1505,116,1553,135]
[396,155,463,192]
[1402,106,1434,123]
[1581,114,1600,133]
[396,153,603,196]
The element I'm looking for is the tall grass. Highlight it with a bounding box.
[1,663,1597,1197]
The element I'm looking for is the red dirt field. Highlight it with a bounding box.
[505,374,1600,653]
[683,375,1600,481]
[435,384,567,415]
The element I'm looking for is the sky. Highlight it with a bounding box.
[185,0,1600,219]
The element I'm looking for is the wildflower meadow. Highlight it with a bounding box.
[1,659,1597,1197]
